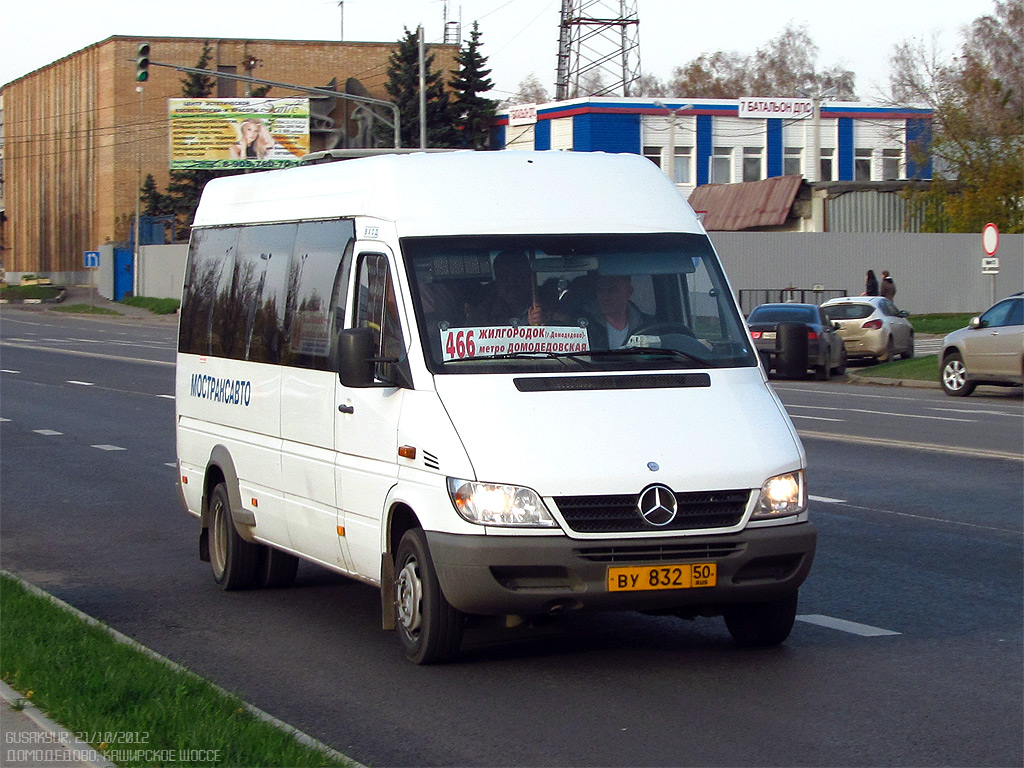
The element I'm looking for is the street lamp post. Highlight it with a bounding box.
[652,101,691,187]
[797,86,837,183]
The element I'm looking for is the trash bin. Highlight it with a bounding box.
[776,322,809,379]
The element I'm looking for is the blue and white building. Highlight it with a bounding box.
[493,97,933,201]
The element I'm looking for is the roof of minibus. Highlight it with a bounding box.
[192,150,704,236]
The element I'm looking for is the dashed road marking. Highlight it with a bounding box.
[33,429,63,436]
[91,444,126,451]
[797,614,901,636]
[809,494,846,504]
[67,380,95,386]
[0,369,20,374]
[157,394,175,399]
[790,414,843,422]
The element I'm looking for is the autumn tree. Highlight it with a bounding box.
[890,0,1023,232]
[666,23,857,99]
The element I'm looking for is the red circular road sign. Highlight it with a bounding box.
[982,222,1000,256]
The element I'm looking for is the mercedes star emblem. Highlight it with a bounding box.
[636,484,678,527]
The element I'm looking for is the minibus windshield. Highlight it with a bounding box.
[402,233,757,374]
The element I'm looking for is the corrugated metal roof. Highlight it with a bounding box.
[687,175,803,231]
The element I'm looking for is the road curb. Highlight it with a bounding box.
[1,570,362,768]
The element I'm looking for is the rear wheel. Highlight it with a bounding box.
[878,336,895,362]
[941,352,976,397]
[394,528,464,664]
[724,592,799,647]
[832,346,848,375]
[208,483,261,590]
[259,547,299,588]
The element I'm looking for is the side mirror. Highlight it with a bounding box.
[898,310,910,318]
[970,316,984,329]
[337,328,376,387]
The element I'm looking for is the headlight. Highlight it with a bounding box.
[447,478,557,528]
[751,470,806,520]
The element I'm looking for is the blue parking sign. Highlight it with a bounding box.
[84,250,100,268]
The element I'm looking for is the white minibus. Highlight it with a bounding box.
[175,150,816,664]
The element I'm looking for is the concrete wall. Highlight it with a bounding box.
[709,232,1023,315]
[138,244,188,300]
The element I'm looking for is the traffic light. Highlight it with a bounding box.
[135,43,151,82]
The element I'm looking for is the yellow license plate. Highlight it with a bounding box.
[607,563,717,592]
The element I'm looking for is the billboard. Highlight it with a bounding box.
[169,98,310,170]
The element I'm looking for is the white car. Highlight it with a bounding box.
[821,296,915,362]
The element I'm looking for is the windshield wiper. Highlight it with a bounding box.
[445,351,583,369]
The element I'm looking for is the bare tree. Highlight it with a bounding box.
[504,74,551,106]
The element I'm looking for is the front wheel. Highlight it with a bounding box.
[724,592,798,647]
[832,346,848,375]
[941,352,976,397]
[394,528,465,664]
[208,483,261,590]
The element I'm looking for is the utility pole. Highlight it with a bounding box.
[418,26,427,149]
[797,86,837,183]
[134,84,143,299]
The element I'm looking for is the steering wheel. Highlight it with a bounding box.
[632,321,696,338]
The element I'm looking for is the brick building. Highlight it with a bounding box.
[0,35,458,276]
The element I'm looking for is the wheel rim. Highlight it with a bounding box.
[210,496,228,579]
[943,359,966,391]
[396,559,423,635]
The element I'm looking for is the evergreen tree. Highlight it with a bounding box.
[449,22,496,150]
[382,28,458,147]
[140,173,172,216]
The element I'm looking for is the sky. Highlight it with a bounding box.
[0,0,998,101]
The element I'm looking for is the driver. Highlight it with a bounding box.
[588,274,653,349]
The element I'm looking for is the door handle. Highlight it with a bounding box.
[338,404,354,414]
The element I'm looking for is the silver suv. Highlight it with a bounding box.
[940,294,1024,396]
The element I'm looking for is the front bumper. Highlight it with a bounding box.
[427,523,816,616]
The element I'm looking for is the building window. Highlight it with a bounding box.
[820,148,834,181]
[855,148,872,181]
[742,147,762,182]
[882,149,902,180]
[643,146,661,168]
[784,146,802,176]
[710,147,732,184]
[670,147,693,184]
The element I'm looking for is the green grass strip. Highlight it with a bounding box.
[855,354,939,381]
[1,285,63,301]
[0,574,352,768]
[50,304,123,316]
[121,296,181,315]
[908,313,975,336]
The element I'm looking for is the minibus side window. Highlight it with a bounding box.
[178,227,237,356]
[354,253,409,385]
[233,224,295,363]
[282,220,355,370]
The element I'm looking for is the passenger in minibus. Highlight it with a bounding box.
[467,251,546,326]
[586,274,653,349]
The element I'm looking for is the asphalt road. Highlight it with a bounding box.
[1,309,1021,767]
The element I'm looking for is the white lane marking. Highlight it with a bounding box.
[164,462,177,468]
[92,444,126,451]
[797,615,901,636]
[33,429,63,436]
[790,414,844,422]
[157,394,175,399]
[848,407,973,423]
[809,494,846,504]
[798,429,1022,462]
[66,380,95,386]
[0,418,9,422]
[929,407,1023,418]
[0,369,20,374]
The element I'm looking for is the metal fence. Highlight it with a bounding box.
[738,288,848,315]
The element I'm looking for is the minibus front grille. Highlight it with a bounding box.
[575,542,744,563]
[553,489,749,533]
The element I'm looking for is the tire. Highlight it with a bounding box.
[259,547,299,589]
[394,528,465,664]
[941,352,976,397]
[878,336,894,363]
[814,363,829,381]
[832,346,847,375]
[724,591,799,648]
[208,482,261,590]
[903,333,915,360]
[776,322,809,379]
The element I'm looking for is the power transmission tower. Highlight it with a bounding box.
[555,0,641,100]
